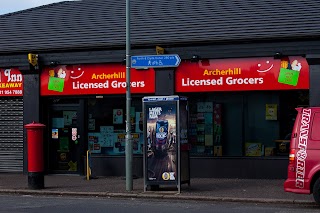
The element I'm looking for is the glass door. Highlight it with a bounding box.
[48,105,81,174]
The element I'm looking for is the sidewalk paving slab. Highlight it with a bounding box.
[0,173,316,206]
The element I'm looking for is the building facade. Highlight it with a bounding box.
[0,0,320,179]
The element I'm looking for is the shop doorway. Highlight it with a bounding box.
[48,104,83,174]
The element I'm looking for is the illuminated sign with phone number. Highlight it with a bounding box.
[0,69,23,97]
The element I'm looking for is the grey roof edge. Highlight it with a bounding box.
[1,34,319,55]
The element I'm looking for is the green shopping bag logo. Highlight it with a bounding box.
[278,68,300,86]
[48,76,65,92]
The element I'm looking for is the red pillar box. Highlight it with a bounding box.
[25,122,46,189]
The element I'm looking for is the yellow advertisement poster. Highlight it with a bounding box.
[214,146,222,156]
[264,147,275,156]
[245,143,262,157]
[265,104,277,120]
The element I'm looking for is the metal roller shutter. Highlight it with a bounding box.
[0,97,23,172]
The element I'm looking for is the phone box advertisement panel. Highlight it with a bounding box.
[144,99,178,185]
[40,64,155,95]
[144,96,191,191]
[175,56,309,92]
[0,68,23,96]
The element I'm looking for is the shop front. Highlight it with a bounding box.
[36,55,310,179]
[40,63,155,175]
[175,56,309,178]
[0,68,24,172]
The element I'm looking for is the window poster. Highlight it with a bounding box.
[59,137,69,151]
[52,129,58,139]
[213,104,222,145]
[113,133,126,154]
[135,112,143,133]
[245,143,262,156]
[113,109,123,124]
[88,133,101,153]
[130,107,136,130]
[205,124,213,134]
[205,135,213,146]
[197,102,213,112]
[100,126,114,133]
[204,113,213,124]
[52,118,64,128]
[113,133,143,154]
[264,147,275,156]
[88,119,95,130]
[100,133,114,147]
[71,128,78,142]
[179,99,188,146]
[63,111,77,126]
[214,146,222,156]
[130,107,135,117]
[132,133,143,154]
[266,104,278,120]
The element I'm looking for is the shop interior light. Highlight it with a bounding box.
[122,58,126,65]
[191,54,200,62]
[49,61,60,67]
[274,52,283,59]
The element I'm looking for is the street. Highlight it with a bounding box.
[0,194,318,213]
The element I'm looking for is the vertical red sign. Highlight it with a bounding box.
[0,68,23,96]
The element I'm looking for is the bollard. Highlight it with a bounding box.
[24,122,46,189]
[86,150,92,180]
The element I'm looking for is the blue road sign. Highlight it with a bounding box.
[131,54,181,68]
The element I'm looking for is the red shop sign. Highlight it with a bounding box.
[0,68,23,96]
[40,64,155,96]
[175,56,309,92]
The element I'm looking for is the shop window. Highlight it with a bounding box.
[189,102,216,156]
[182,90,309,157]
[187,92,244,157]
[85,90,308,157]
[244,92,280,157]
[48,98,79,105]
[87,97,143,155]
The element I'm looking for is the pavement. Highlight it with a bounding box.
[0,173,316,206]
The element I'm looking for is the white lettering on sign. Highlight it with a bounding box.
[169,172,175,180]
[181,77,263,86]
[72,80,145,90]
[3,69,22,82]
[295,108,311,189]
[149,107,162,119]
[225,77,263,85]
